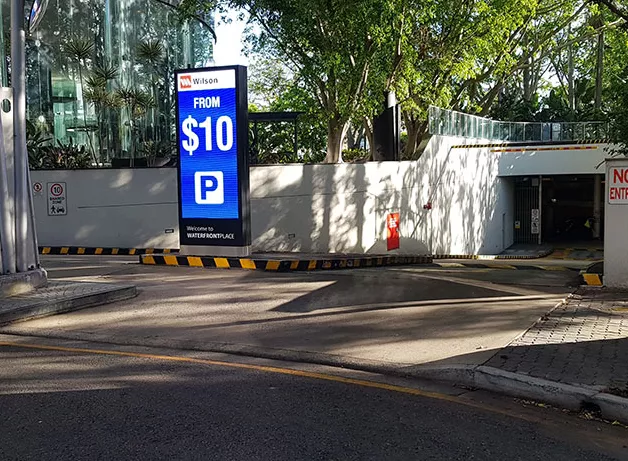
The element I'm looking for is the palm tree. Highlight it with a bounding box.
[84,61,120,161]
[116,86,155,165]
[137,39,164,142]
[64,37,97,164]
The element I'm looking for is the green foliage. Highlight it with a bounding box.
[29,138,92,170]
[197,0,628,160]
[116,86,155,117]
[342,148,370,163]
[231,0,388,161]
[26,121,52,168]
[140,140,175,162]
[137,40,165,65]
[92,61,119,82]
[607,63,628,155]
[63,37,94,62]
[248,56,327,163]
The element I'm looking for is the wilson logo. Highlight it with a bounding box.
[179,75,192,89]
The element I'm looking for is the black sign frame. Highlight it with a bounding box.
[174,65,251,254]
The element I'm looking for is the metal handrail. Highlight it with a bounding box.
[428,106,610,142]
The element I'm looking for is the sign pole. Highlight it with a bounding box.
[175,66,250,256]
[0,94,15,274]
[11,0,32,272]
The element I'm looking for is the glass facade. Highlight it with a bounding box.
[1,0,213,165]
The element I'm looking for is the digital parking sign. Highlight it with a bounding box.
[175,66,250,256]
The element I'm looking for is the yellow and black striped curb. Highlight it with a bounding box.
[579,262,604,286]
[140,254,433,272]
[580,272,603,286]
[433,262,581,271]
[451,139,609,149]
[40,246,178,256]
[433,249,553,260]
[491,146,597,153]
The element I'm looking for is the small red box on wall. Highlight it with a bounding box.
[387,212,400,251]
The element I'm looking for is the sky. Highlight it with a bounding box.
[212,9,250,67]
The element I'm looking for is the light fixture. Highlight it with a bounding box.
[28,0,50,34]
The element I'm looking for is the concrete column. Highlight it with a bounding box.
[593,174,602,239]
[604,159,628,288]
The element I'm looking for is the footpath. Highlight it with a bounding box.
[445,287,628,424]
[1,254,627,424]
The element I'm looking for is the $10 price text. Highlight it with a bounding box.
[181,115,234,156]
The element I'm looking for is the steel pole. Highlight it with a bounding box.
[593,174,602,239]
[0,93,16,274]
[12,0,29,272]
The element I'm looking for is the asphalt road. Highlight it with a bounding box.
[0,337,626,461]
[4,256,577,368]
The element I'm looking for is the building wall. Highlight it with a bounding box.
[497,143,609,176]
[604,158,628,288]
[31,165,431,254]
[417,135,514,254]
[31,134,519,255]
[32,168,179,249]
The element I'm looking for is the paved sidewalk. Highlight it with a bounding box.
[486,288,628,395]
[0,281,137,325]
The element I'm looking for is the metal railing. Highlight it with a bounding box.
[428,106,610,142]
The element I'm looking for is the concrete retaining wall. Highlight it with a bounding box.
[604,158,628,288]
[31,164,432,254]
[31,134,537,255]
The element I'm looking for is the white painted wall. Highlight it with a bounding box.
[32,134,520,255]
[418,135,514,254]
[32,169,179,249]
[31,165,431,254]
[497,143,609,176]
[250,162,429,254]
[604,158,628,288]
[29,135,618,256]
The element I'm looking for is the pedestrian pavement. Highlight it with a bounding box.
[486,288,628,394]
[0,279,137,325]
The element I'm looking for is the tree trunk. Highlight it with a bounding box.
[363,117,374,159]
[567,24,575,112]
[403,112,419,159]
[324,118,348,163]
[403,113,428,160]
[405,125,419,159]
[595,17,604,111]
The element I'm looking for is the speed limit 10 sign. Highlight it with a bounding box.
[47,182,67,216]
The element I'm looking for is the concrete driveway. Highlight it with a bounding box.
[1,256,578,369]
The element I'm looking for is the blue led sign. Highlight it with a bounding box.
[175,66,250,254]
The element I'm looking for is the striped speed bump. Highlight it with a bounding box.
[40,246,178,256]
[140,254,433,272]
[433,249,553,260]
[432,262,580,271]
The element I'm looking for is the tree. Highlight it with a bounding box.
[228,0,386,162]
[391,0,542,157]
[248,57,327,163]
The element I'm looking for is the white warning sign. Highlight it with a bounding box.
[531,208,540,234]
[47,182,67,216]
